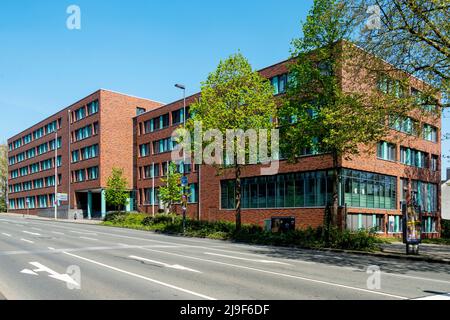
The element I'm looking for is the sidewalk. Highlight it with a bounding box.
[0,212,103,225]
[380,242,450,262]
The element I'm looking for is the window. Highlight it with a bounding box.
[17,153,25,163]
[377,141,396,161]
[400,147,427,168]
[33,128,44,140]
[74,169,86,182]
[143,164,159,179]
[17,198,25,209]
[81,144,99,160]
[221,170,333,209]
[423,124,437,142]
[20,166,28,176]
[26,148,36,159]
[154,114,170,130]
[49,137,62,150]
[75,125,92,141]
[144,188,157,205]
[13,138,22,149]
[40,159,52,171]
[30,163,39,174]
[8,156,16,165]
[37,142,48,155]
[136,107,146,116]
[75,107,86,121]
[46,176,55,187]
[87,166,99,180]
[188,184,198,203]
[341,170,397,210]
[270,74,288,95]
[27,197,35,209]
[389,116,418,135]
[38,195,48,208]
[411,181,437,213]
[23,134,32,145]
[93,122,99,135]
[46,121,57,134]
[377,74,405,97]
[347,214,384,232]
[57,156,62,167]
[11,170,19,179]
[72,150,79,163]
[388,215,403,233]
[88,100,99,115]
[139,144,150,157]
[423,217,437,233]
[144,119,154,134]
[9,199,16,210]
[153,138,173,154]
[431,155,439,171]
[172,109,185,125]
[33,179,44,189]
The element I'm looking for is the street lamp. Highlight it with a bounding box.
[175,84,187,233]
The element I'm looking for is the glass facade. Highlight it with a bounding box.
[221,170,333,209]
[341,169,397,210]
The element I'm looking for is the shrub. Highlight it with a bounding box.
[102,213,380,251]
[441,220,450,239]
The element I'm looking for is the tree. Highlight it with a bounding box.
[159,162,183,213]
[0,144,7,212]
[187,53,277,231]
[350,0,449,106]
[105,167,129,212]
[280,0,410,230]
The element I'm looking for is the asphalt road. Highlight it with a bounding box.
[1,214,450,300]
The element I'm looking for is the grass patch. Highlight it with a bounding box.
[102,212,383,252]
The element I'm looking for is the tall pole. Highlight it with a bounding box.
[68,110,71,219]
[54,132,58,220]
[152,162,155,217]
[175,84,187,233]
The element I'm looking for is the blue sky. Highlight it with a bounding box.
[0,0,448,178]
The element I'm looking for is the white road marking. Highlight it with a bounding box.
[21,269,38,276]
[138,247,407,300]
[130,255,202,273]
[203,252,293,265]
[413,293,450,300]
[70,231,97,236]
[31,227,42,231]
[79,237,98,241]
[23,262,79,287]
[62,251,215,300]
[23,231,41,236]
[1,233,11,237]
[52,231,65,235]
[48,247,56,251]
[20,238,34,244]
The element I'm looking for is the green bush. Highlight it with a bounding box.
[102,213,381,251]
[441,220,450,239]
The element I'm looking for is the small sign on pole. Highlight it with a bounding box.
[57,193,68,202]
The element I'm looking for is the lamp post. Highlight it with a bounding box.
[54,132,58,220]
[68,109,71,219]
[175,84,187,233]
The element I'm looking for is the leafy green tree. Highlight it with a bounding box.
[0,144,7,212]
[350,0,449,105]
[187,53,277,231]
[105,167,129,212]
[159,162,183,213]
[280,0,409,230]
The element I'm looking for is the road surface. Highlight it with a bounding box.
[0,214,450,300]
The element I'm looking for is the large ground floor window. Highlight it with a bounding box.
[341,169,397,210]
[221,170,333,209]
[347,214,384,232]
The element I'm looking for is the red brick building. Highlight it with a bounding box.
[134,56,441,238]
[7,89,162,219]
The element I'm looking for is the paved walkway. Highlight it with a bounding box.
[0,212,103,225]
[380,242,450,261]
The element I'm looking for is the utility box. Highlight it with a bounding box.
[271,217,295,233]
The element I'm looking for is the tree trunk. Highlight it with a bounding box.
[331,151,339,229]
[235,165,242,232]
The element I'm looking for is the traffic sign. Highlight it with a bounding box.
[181,176,188,187]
